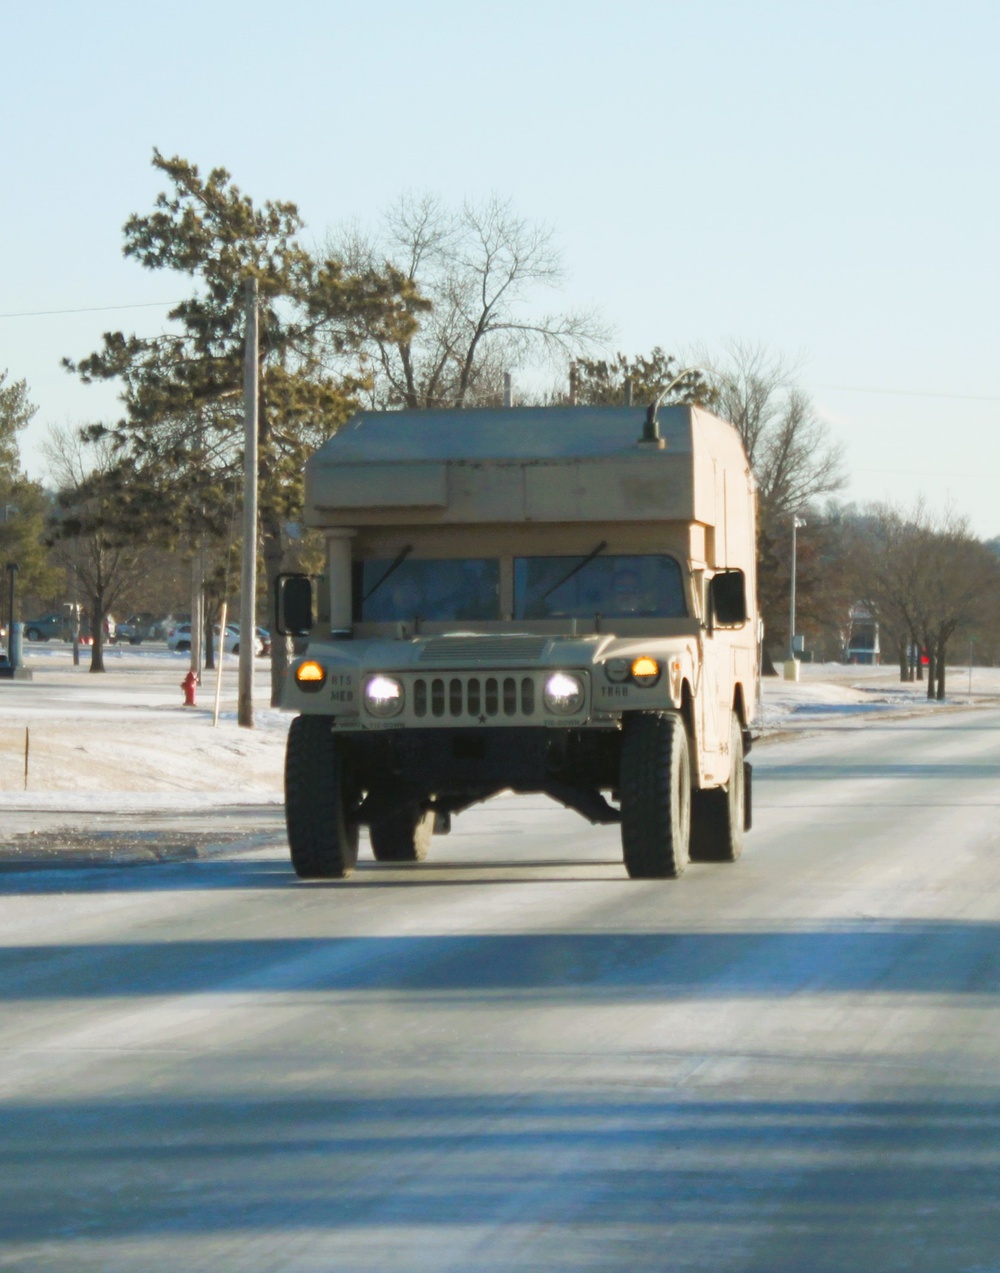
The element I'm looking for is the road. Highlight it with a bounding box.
[2,708,1000,1271]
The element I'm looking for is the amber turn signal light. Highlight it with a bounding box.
[295,660,326,691]
[630,656,661,687]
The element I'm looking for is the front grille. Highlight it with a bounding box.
[413,674,539,721]
[418,636,549,665]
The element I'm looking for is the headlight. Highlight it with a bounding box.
[630,656,661,688]
[294,660,326,693]
[363,674,405,718]
[543,671,585,715]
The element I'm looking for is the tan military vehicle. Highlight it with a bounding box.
[278,402,758,880]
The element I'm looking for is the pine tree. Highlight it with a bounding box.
[65,151,421,696]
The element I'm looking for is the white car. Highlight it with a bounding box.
[225,623,271,656]
[166,623,263,656]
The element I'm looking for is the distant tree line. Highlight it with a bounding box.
[5,150,997,691]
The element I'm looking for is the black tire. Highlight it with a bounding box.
[284,715,360,879]
[369,807,435,862]
[25,628,42,642]
[690,714,746,863]
[176,640,190,653]
[620,711,691,879]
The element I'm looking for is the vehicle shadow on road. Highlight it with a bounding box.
[2,921,999,999]
[0,853,631,894]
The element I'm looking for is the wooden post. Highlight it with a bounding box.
[238,277,259,729]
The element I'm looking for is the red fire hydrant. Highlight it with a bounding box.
[181,670,198,707]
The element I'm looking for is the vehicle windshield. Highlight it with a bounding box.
[353,558,501,622]
[514,553,687,619]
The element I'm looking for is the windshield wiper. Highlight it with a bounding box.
[540,540,608,602]
[364,544,413,602]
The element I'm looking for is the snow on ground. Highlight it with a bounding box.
[0,644,289,808]
[2,644,999,808]
[758,660,1000,733]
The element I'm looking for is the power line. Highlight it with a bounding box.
[0,300,182,319]
[817,384,1000,404]
[854,467,992,479]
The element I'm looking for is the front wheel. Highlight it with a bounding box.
[25,628,42,642]
[285,715,360,879]
[369,807,435,862]
[690,714,746,863]
[619,711,691,879]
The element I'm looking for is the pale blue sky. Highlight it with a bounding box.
[2,1,998,531]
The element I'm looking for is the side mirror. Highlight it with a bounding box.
[709,570,747,628]
[276,573,314,637]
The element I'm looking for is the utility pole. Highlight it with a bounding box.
[190,553,203,680]
[6,562,19,670]
[788,515,806,661]
[70,561,80,666]
[238,276,259,728]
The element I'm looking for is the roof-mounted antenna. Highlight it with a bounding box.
[640,366,703,448]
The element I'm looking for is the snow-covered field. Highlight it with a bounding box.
[759,659,1000,732]
[2,644,998,807]
[0,644,288,808]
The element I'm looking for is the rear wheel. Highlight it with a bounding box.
[25,628,42,642]
[620,711,691,879]
[690,714,745,862]
[285,715,360,879]
[369,806,435,862]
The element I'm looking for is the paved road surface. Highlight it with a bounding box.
[2,710,1000,1270]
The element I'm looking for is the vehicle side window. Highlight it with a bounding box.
[514,554,687,620]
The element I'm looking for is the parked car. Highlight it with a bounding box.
[23,613,71,642]
[226,623,271,656]
[166,622,198,653]
[163,616,188,644]
[167,622,264,656]
[116,613,158,644]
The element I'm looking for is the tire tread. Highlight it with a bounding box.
[620,711,690,879]
[285,715,359,878]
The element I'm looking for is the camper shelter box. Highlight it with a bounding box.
[280,404,758,881]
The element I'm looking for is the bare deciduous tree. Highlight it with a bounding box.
[43,427,153,674]
[691,343,846,665]
[328,193,607,408]
[698,341,845,520]
[864,502,999,697]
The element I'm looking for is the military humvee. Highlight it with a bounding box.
[278,403,758,880]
